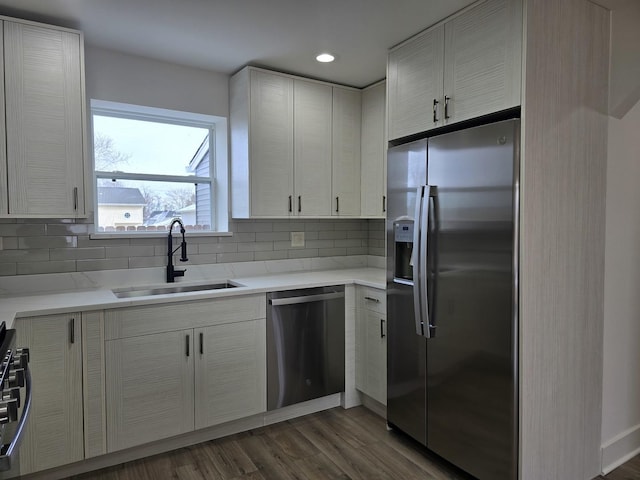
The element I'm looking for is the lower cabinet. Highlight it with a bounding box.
[15,313,84,475]
[355,287,387,405]
[103,295,267,452]
[105,329,195,451]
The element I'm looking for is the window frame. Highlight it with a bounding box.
[89,100,230,237]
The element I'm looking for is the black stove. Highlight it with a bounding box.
[0,321,31,475]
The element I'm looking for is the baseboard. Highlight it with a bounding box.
[360,392,387,419]
[601,423,640,474]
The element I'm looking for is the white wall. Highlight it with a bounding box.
[601,99,640,472]
[84,46,229,116]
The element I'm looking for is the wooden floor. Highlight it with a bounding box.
[68,406,640,480]
[596,454,640,480]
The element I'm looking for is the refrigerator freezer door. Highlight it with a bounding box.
[426,119,518,479]
[386,139,428,446]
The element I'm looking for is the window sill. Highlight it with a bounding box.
[90,231,233,240]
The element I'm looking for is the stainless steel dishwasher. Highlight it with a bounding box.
[267,285,345,410]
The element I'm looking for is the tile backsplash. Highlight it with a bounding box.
[0,218,385,276]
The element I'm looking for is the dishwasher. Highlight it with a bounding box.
[266,285,345,410]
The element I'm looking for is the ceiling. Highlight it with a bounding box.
[0,0,475,88]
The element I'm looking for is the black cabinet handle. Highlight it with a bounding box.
[432,98,439,122]
[380,319,386,338]
[186,334,190,357]
[69,318,75,344]
[383,195,386,213]
[298,196,302,213]
[199,332,204,355]
[288,195,292,213]
[444,95,450,119]
[336,197,339,213]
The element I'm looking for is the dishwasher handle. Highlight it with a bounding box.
[269,291,344,306]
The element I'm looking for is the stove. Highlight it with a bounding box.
[0,321,31,476]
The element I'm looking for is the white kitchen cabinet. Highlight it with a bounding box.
[1,18,86,217]
[195,320,266,429]
[388,24,445,140]
[105,329,195,451]
[245,69,294,217]
[360,81,386,218]
[16,313,84,475]
[355,287,387,405]
[103,295,266,452]
[332,87,362,216]
[294,79,332,216]
[387,0,521,140]
[231,66,362,218]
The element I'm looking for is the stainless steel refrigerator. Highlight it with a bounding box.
[386,118,519,480]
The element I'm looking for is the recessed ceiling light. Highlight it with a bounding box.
[316,53,335,63]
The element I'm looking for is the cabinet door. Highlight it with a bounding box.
[360,82,386,218]
[332,87,362,216]
[249,70,294,216]
[4,22,85,216]
[105,330,194,451]
[294,80,332,216]
[16,313,83,475]
[195,319,266,429]
[0,22,6,215]
[443,0,522,124]
[387,25,445,141]
[355,308,387,405]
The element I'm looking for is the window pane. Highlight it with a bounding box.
[93,115,210,177]
[96,180,212,232]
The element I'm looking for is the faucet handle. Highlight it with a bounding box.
[174,268,186,278]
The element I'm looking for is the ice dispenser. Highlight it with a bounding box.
[393,220,414,282]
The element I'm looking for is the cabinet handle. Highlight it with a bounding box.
[432,98,439,122]
[336,197,339,213]
[382,196,386,213]
[288,195,293,213]
[380,319,386,338]
[298,196,302,213]
[73,187,78,211]
[364,296,380,303]
[444,95,450,119]
[69,318,75,344]
[186,334,190,357]
[199,332,203,355]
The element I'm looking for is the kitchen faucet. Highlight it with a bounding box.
[167,218,188,282]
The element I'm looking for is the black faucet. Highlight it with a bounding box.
[167,218,188,283]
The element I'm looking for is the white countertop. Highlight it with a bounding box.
[0,266,385,328]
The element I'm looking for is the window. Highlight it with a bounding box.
[90,100,228,234]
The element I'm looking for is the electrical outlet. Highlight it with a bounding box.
[291,231,305,247]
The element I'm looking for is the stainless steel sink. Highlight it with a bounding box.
[112,281,240,299]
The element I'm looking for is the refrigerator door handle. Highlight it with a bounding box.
[420,186,433,338]
[427,189,439,338]
[413,186,425,337]
[413,185,432,338]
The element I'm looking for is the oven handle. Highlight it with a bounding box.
[0,364,32,472]
[269,292,344,306]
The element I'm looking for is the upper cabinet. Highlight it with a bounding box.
[0,18,86,217]
[388,0,522,140]
[360,81,386,218]
[332,87,362,216]
[231,66,362,218]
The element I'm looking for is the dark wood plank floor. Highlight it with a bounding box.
[68,406,639,480]
[596,454,640,480]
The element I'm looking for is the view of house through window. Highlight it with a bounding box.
[91,101,225,233]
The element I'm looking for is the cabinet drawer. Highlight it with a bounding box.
[357,287,386,314]
[105,294,266,340]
